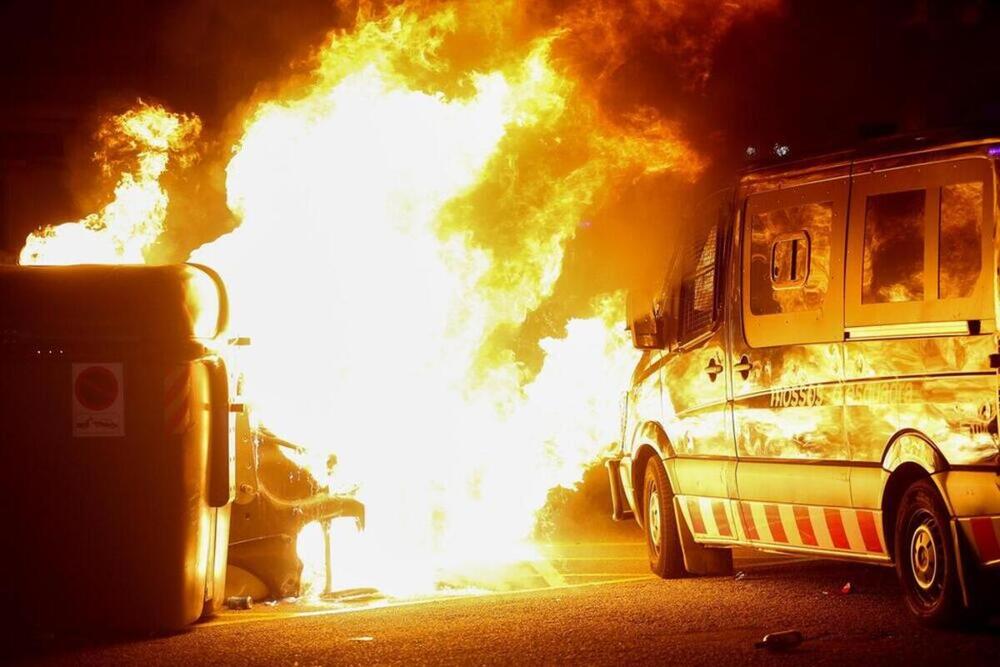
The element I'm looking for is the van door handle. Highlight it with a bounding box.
[733,355,753,380]
[705,358,723,382]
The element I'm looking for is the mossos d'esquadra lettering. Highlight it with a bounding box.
[769,385,824,408]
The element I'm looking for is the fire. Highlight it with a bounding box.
[17,1,774,596]
[191,3,696,594]
[19,103,200,266]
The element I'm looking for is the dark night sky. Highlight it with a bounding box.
[707,0,1000,162]
[0,0,346,127]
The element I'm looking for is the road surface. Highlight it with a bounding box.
[10,540,1000,665]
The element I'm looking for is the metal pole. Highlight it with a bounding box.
[321,519,333,597]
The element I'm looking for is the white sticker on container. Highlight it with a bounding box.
[72,362,125,437]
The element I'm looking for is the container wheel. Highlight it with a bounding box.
[643,457,685,578]
[894,478,971,626]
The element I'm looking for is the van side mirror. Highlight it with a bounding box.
[626,289,666,350]
[630,311,664,349]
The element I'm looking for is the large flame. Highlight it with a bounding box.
[191,4,696,594]
[18,1,775,596]
[19,103,200,266]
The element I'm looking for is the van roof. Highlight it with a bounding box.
[740,127,1000,184]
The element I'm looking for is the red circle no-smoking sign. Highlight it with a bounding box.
[74,365,120,412]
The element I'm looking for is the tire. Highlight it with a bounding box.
[894,479,968,626]
[643,457,685,578]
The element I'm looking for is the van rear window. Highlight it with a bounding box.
[862,189,925,304]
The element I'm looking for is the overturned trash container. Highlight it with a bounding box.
[0,264,235,632]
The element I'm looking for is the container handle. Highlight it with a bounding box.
[187,263,230,340]
[206,358,235,507]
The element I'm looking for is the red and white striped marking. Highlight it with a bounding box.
[739,501,886,555]
[678,496,887,557]
[163,363,192,435]
[676,496,738,541]
[958,516,1000,566]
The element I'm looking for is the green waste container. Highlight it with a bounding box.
[0,263,235,632]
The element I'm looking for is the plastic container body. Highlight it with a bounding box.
[0,264,234,631]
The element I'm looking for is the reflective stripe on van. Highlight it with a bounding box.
[677,496,739,541]
[677,496,888,557]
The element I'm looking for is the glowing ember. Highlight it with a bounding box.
[19,103,200,266]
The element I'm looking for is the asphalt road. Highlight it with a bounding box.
[10,541,1000,666]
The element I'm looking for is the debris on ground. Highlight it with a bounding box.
[754,630,804,651]
[823,582,853,596]
[225,596,253,610]
[734,571,746,581]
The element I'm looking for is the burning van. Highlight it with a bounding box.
[608,131,1000,625]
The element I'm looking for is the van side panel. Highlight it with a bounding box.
[844,334,998,470]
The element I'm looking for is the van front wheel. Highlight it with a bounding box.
[643,457,685,578]
[894,479,965,626]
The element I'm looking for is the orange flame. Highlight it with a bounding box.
[189,3,702,593]
[19,102,200,266]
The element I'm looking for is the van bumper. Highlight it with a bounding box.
[956,516,1000,567]
[606,458,635,522]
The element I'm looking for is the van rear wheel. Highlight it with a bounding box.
[643,457,685,578]
[894,479,967,626]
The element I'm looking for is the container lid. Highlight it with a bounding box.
[0,264,228,342]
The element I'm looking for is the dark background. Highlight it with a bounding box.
[2,0,998,274]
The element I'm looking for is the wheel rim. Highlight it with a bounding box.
[910,524,937,590]
[648,484,661,556]
[907,508,944,606]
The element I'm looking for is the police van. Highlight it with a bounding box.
[607,132,1000,625]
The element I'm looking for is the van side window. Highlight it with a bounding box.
[859,183,984,304]
[939,182,983,299]
[749,202,832,316]
[845,158,991,328]
[680,224,718,340]
[742,178,848,348]
[862,190,925,303]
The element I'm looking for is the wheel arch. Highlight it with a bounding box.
[629,421,675,528]
[880,429,948,475]
[878,430,952,561]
